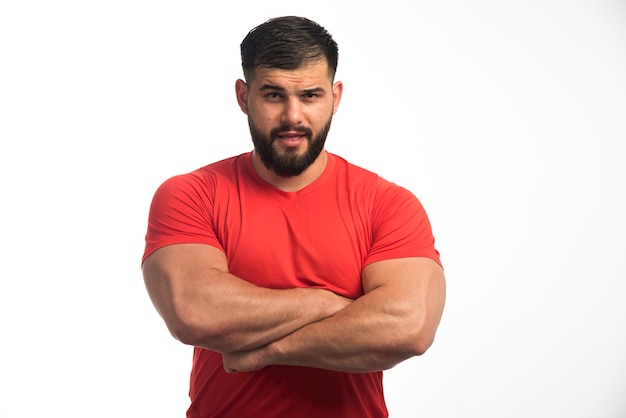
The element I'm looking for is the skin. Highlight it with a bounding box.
[142,243,352,353]
[142,59,446,374]
[235,62,343,191]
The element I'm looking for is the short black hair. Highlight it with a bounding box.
[240,16,339,81]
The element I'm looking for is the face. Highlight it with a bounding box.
[236,61,343,177]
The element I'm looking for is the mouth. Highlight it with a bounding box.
[276,129,309,147]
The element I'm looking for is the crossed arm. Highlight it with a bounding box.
[142,243,446,373]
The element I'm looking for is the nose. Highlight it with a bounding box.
[280,98,304,126]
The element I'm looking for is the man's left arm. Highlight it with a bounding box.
[223,256,446,373]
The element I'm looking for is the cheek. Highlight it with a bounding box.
[249,104,279,124]
[310,106,334,125]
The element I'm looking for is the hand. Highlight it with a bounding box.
[222,347,266,374]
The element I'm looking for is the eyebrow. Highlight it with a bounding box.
[258,84,326,95]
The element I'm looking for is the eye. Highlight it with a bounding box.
[266,92,281,99]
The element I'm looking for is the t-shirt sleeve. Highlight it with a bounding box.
[364,179,441,268]
[142,172,224,264]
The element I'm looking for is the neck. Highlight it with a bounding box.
[251,150,328,192]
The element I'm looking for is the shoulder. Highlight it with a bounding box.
[330,153,418,204]
[155,154,248,196]
[329,153,382,198]
[330,153,378,180]
[336,155,440,267]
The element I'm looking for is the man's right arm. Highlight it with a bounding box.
[142,243,351,353]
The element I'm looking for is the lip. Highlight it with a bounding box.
[278,136,305,147]
[277,131,306,147]
[278,131,306,138]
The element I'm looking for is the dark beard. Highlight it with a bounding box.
[249,118,332,178]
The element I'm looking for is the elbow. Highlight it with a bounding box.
[403,315,440,357]
[166,312,241,353]
[377,331,435,371]
[406,298,445,356]
[169,324,199,347]
[164,310,226,350]
[396,328,434,358]
[410,333,436,356]
[165,317,205,347]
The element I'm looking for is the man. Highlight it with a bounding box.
[142,15,445,418]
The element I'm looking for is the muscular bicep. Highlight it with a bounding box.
[142,244,351,352]
[141,244,231,338]
[143,243,227,296]
[143,243,228,284]
[361,257,446,353]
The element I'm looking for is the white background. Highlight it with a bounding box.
[1,1,625,417]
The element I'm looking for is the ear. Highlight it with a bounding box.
[331,81,343,115]
[235,79,248,114]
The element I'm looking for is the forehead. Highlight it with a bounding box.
[248,61,333,89]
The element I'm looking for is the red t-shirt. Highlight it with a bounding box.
[143,152,441,418]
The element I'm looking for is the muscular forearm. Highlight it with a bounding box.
[277,292,425,372]
[143,244,351,353]
[225,287,421,373]
[223,257,446,373]
[178,273,350,353]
